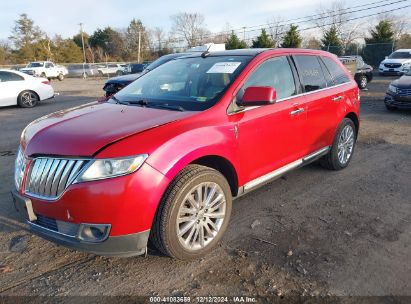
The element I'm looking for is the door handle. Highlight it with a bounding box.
[290,108,305,116]
[332,95,343,102]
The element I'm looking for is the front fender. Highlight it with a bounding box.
[145,125,240,182]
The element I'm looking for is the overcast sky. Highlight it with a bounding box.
[0,0,409,41]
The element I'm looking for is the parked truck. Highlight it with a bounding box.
[20,61,68,81]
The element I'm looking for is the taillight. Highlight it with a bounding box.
[42,80,50,85]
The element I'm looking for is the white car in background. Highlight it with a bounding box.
[379,49,411,76]
[97,63,124,76]
[0,70,54,108]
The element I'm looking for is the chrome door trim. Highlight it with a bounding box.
[243,159,302,191]
[239,146,331,195]
[228,82,351,115]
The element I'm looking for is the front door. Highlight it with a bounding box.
[231,56,307,186]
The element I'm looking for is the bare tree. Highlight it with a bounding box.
[313,0,361,51]
[170,13,210,47]
[266,17,286,47]
[212,23,232,44]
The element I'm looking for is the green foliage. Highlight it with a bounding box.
[225,31,247,49]
[124,19,151,61]
[365,20,395,44]
[89,27,124,61]
[73,32,89,49]
[363,20,395,67]
[281,25,302,48]
[9,13,43,49]
[252,29,275,48]
[321,26,343,56]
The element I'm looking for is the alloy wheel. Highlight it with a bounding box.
[176,182,226,251]
[337,125,354,165]
[21,92,37,107]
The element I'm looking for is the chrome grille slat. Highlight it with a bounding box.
[50,160,68,197]
[25,157,88,200]
[27,160,41,193]
[39,159,53,195]
[44,160,59,196]
[33,159,47,194]
[57,160,75,195]
[66,160,84,187]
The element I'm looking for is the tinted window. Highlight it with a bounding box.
[318,58,334,87]
[0,71,24,82]
[108,64,118,68]
[322,56,350,85]
[241,56,296,100]
[294,55,327,92]
[45,63,53,68]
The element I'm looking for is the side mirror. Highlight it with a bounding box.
[239,86,276,106]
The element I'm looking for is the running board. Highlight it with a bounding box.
[236,146,330,197]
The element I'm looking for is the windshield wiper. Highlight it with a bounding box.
[110,95,129,105]
[127,99,185,111]
[128,99,150,106]
[149,103,185,112]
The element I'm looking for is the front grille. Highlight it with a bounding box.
[25,158,88,200]
[33,214,80,237]
[397,88,411,97]
[34,214,58,231]
[384,63,402,68]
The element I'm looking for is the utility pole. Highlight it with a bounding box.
[79,23,87,78]
[137,31,141,63]
[242,27,246,41]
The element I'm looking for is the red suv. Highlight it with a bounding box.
[13,49,360,260]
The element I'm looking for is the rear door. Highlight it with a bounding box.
[293,55,348,154]
[232,55,307,184]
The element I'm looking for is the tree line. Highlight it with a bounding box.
[0,3,410,66]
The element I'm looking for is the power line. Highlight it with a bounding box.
[158,0,410,47]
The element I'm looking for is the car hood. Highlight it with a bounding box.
[381,58,411,65]
[107,73,141,84]
[392,75,411,88]
[22,101,196,157]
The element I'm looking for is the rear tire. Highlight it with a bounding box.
[320,118,356,170]
[358,75,368,89]
[150,165,232,260]
[18,91,39,108]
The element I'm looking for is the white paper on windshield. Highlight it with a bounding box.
[206,62,241,74]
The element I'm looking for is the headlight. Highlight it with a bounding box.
[75,154,148,183]
[388,84,397,93]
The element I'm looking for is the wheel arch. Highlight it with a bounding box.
[190,155,239,197]
[345,112,359,137]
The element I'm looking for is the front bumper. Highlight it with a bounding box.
[12,162,170,256]
[384,93,411,109]
[379,67,405,75]
[12,189,150,257]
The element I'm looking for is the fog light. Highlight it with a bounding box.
[78,224,110,243]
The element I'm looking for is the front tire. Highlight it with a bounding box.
[151,165,232,260]
[385,104,396,111]
[321,118,356,170]
[18,91,39,108]
[57,73,64,81]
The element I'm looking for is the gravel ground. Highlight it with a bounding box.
[0,76,410,301]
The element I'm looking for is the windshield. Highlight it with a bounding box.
[389,52,411,59]
[113,55,252,111]
[27,62,44,68]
